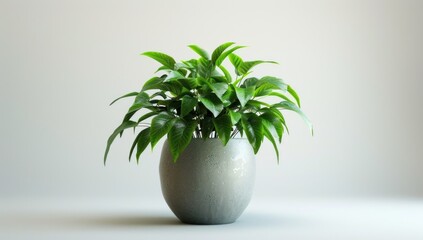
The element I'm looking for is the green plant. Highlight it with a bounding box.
[104,42,312,164]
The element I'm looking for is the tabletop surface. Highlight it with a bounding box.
[1,197,422,240]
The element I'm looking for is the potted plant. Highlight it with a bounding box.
[104,42,312,224]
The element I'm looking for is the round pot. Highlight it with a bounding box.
[159,138,256,225]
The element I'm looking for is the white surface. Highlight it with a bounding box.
[1,198,422,240]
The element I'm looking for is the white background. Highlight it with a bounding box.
[1,1,423,238]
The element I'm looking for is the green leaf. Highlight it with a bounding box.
[229,53,243,75]
[197,57,213,78]
[181,95,198,117]
[219,65,232,82]
[211,42,235,65]
[137,111,160,123]
[142,76,165,91]
[110,92,138,106]
[235,86,255,107]
[104,120,138,164]
[200,118,214,139]
[165,70,184,81]
[241,113,263,154]
[150,112,177,148]
[243,77,259,88]
[274,101,313,135]
[257,76,287,91]
[212,114,232,145]
[188,45,209,59]
[228,110,241,125]
[238,61,277,75]
[168,119,197,161]
[128,92,152,113]
[268,91,295,104]
[288,85,301,107]
[199,94,224,117]
[262,124,280,163]
[221,85,236,107]
[215,46,246,66]
[178,78,199,89]
[209,82,228,100]
[135,128,151,163]
[141,51,176,69]
[260,110,284,142]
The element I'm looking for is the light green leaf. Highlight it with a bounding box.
[274,101,313,135]
[238,61,278,75]
[235,86,255,107]
[228,110,241,125]
[110,92,138,106]
[288,85,301,107]
[257,76,287,91]
[181,95,198,117]
[219,65,232,82]
[209,82,229,100]
[104,120,138,164]
[197,57,213,78]
[142,76,165,91]
[141,51,176,69]
[168,119,197,161]
[150,112,177,148]
[165,70,184,81]
[212,114,232,145]
[241,113,263,154]
[199,94,224,117]
[211,42,235,65]
[268,91,295,104]
[188,45,209,59]
[229,53,243,75]
[215,46,246,66]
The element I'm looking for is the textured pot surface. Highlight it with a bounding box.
[159,138,256,225]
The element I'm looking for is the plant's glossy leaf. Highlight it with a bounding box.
[254,84,274,97]
[262,124,280,163]
[229,53,243,75]
[142,76,165,91]
[198,57,213,78]
[268,92,295,104]
[178,78,198,89]
[267,107,289,134]
[212,114,232,145]
[274,101,313,135]
[211,42,235,65]
[209,82,228,100]
[155,66,171,73]
[221,85,237,107]
[247,99,271,108]
[150,91,167,99]
[188,45,209,59]
[243,77,259,88]
[168,119,197,161]
[141,51,176,69]
[104,120,138,164]
[128,92,152,113]
[215,46,245,66]
[241,113,263,154]
[137,111,160,123]
[219,65,232,82]
[199,94,224,117]
[260,110,284,142]
[135,128,151,163]
[181,95,198,117]
[287,85,301,107]
[110,92,138,106]
[150,112,177,148]
[235,86,255,107]
[228,110,241,125]
[161,81,183,96]
[165,70,184,82]
[257,76,287,91]
[238,61,277,75]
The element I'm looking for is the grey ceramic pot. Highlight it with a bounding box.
[159,138,256,225]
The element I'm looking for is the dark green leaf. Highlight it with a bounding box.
[288,85,301,107]
[260,110,284,142]
[241,113,263,154]
[215,46,246,66]
[136,128,151,163]
[128,92,152,113]
[110,92,138,106]
[150,112,177,148]
[199,94,224,117]
[181,95,198,117]
[137,111,160,123]
[262,124,280,163]
[142,76,165,91]
[104,121,138,164]
[212,114,232,145]
[141,51,176,69]
[188,45,209,59]
[211,42,235,65]
[200,118,214,139]
[235,86,255,107]
[178,78,198,89]
[168,119,197,161]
